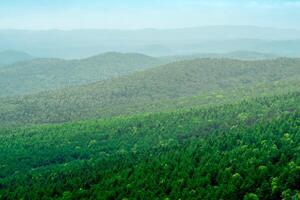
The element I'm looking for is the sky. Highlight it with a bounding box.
[0,0,300,30]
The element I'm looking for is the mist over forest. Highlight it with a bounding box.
[0,1,300,200]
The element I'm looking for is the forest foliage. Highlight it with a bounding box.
[0,92,299,199]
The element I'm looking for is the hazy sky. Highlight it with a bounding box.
[1,0,300,30]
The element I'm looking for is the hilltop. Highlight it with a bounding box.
[0,52,168,96]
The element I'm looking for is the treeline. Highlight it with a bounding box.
[0,92,299,199]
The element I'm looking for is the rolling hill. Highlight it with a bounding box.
[1,57,300,126]
[0,51,279,97]
[0,52,168,97]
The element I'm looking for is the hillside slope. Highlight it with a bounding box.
[1,58,300,126]
[0,52,167,96]
[1,92,299,199]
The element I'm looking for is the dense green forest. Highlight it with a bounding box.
[1,58,300,126]
[0,92,299,199]
[1,54,300,200]
[0,52,168,97]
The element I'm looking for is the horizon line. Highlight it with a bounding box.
[0,25,299,32]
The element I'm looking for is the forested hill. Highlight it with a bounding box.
[1,91,299,199]
[0,50,33,66]
[0,50,280,97]
[1,57,300,126]
[0,52,167,97]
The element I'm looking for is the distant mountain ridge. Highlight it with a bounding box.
[0,50,33,66]
[1,26,300,57]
